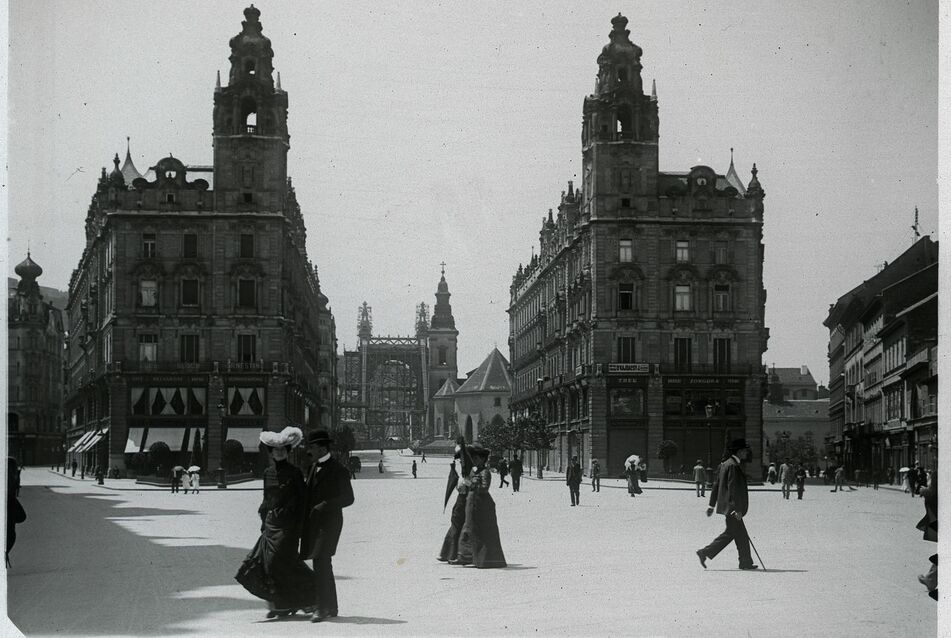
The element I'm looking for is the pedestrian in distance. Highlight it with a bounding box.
[696,439,758,571]
[795,463,806,500]
[497,458,509,488]
[509,453,523,493]
[766,463,777,485]
[412,460,418,479]
[234,426,317,619]
[566,456,582,506]
[189,470,201,494]
[378,458,384,474]
[71,459,77,477]
[300,429,355,623]
[779,458,793,500]
[831,465,846,492]
[421,452,427,463]
[591,458,601,492]
[693,459,706,497]
[171,466,182,493]
[625,456,643,497]
[917,464,928,495]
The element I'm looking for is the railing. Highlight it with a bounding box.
[607,363,651,374]
[245,124,257,134]
[105,360,293,375]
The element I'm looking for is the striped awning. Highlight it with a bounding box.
[67,430,96,453]
[143,427,188,452]
[225,428,264,451]
[125,427,146,453]
[76,434,103,454]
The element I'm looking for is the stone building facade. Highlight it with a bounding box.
[8,254,65,466]
[508,15,768,477]
[63,6,336,478]
[824,236,937,475]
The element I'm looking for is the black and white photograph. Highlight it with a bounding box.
[3,1,944,636]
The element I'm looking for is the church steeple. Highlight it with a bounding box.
[212,5,290,212]
[431,263,456,330]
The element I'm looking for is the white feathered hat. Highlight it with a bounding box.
[259,426,304,449]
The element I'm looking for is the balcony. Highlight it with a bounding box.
[121,360,215,373]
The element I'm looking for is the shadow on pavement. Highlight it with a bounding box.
[328,616,408,625]
[8,486,262,636]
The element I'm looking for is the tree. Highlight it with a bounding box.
[190,429,204,469]
[148,441,171,477]
[657,439,678,474]
[223,439,245,473]
[477,415,512,456]
[334,425,356,459]
[513,412,556,479]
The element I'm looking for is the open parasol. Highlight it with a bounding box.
[187,465,200,473]
[624,454,641,470]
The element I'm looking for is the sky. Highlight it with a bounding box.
[6,0,940,383]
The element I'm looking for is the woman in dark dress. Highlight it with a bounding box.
[235,427,317,618]
[454,444,506,568]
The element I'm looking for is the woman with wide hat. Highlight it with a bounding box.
[235,426,317,618]
[453,442,506,568]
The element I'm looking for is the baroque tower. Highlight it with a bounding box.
[582,14,660,218]
[213,4,290,212]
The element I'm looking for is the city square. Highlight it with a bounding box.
[4,2,942,636]
[4,453,938,637]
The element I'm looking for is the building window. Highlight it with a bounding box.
[181,279,199,306]
[238,279,256,308]
[237,334,257,363]
[714,284,731,312]
[618,283,635,311]
[619,239,633,263]
[166,193,176,204]
[674,337,692,372]
[183,233,198,258]
[243,192,254,204]
[714,242,728,265]
[494,397,502,407]
[714,338,731,373]
[180,335,199,363]
[138,334,157,362]
[676,240,690,263]
[617,336,635,363]
[239,234,254,258]
[438,346,447,366]
[674,285,691,311]
[621,197,631,208]
[140,280,157,307]
[143,233,156,259]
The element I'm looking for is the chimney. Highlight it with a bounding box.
[800,365,809,376]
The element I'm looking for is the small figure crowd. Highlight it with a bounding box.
[170,466,201,494]
[437,437,506,568]
[235,428,354,622]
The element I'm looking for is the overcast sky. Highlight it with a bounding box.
[7,1,939,382]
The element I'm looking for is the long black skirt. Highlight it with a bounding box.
[439,492,468,561]
[236,522,316,610]
[457,490,506,568]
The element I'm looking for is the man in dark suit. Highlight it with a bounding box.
[300,430,355,622]
[696,438,758,570]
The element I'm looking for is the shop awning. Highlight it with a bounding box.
[125,427,146,453]
[67,430,96,453]
[144,427,188,452]
[226,428,264,451]
[76,434,103,454]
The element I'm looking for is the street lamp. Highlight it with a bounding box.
[216,400,227,489]
[705,402,714,469]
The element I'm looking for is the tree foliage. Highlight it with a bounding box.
[513,412,556,452]
[766,430,819,466]
[334,425,357,457]
[657,439,678,473]
[223,439,245,472]
[147,441,171,475]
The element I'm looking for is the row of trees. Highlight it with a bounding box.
[475,412,557,478]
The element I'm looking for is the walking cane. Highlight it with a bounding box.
[740,517,767,572]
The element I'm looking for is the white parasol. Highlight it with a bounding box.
[624,454,641,470]
[187,465,201,473]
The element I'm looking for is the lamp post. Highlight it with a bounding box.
[216,400,227,489]
[705,402,714,469]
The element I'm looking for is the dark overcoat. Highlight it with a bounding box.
[300,456,355,560]
[708,456,749,517]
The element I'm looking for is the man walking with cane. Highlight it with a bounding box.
[695,439,758,571]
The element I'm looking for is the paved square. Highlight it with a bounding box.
[5,453,937,636]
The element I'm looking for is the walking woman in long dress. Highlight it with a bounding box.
[235,426,317,618]
[454,443,506,568]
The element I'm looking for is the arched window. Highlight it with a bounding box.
[616,106,633,138]
[241,97,258,133]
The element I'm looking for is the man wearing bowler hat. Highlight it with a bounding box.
[695,438,758,571]
[300,430,355,622]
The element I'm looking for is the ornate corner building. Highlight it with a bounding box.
[63,6,337,476]
[8,254,65,466]
[507,15,768,476]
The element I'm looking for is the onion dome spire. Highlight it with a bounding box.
[15,252,42,281]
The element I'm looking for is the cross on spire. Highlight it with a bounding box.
[440,261,446,276]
